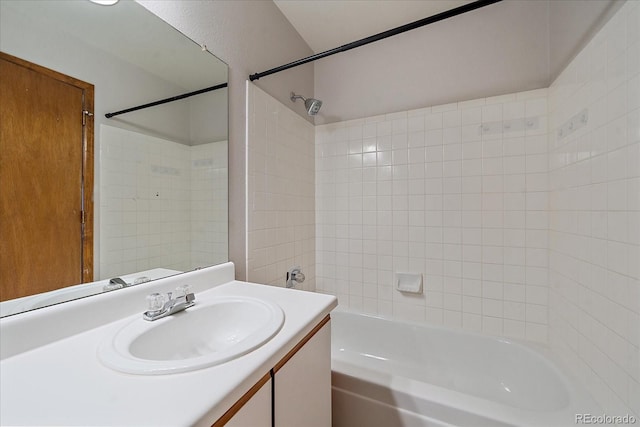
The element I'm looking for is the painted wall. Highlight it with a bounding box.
[547,0,639,416]
[0,1,193,143]
[312,0,623,126]
[313,1,549,125]
[137,0,315,280]
[315,89,550,343]
[246,84,315,290]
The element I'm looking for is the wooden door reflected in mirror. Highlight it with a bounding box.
[0,52,94,301]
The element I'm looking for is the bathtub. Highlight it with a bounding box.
[331,311,600,427]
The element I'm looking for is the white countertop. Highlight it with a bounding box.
[0,275,337,426]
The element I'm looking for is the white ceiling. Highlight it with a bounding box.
[2,0,228,91]
[273,0,472,53]
[274,0,621,86]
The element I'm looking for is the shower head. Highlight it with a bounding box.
[290,92,322,116]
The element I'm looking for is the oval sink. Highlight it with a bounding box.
[98,296,284,375]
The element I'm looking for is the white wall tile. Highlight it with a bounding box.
[247,84,315,290]
[548,2,639,416]
[100,126,227,277]
[315,88,548,344]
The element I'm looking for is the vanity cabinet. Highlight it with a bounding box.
[274,319,331,427]
[218,316,331,427]
[224,378,271,427]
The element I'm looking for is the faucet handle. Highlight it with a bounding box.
[286,267,305,288]
[175,284,192,297]
[146,293,165,313]
[133,276,150,285]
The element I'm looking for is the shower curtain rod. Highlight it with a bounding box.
[249,0,502,81]
[105,82,228,119]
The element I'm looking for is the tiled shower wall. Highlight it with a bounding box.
[315,89,550,342]
[191,142,228,268]
[246,83,315,290]
[547,1,639,416]
[100,125,227,278]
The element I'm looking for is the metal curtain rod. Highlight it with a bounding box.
[249,0,502,81]
[105,82,228,119]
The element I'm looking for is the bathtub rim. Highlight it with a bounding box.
[331,304,554,357]
[330,307,603,427]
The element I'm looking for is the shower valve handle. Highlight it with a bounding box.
[286,266,305,288]
[292,270,305,283]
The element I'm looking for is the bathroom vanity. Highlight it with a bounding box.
[0,263,336,426]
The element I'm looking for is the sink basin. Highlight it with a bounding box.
[98,296,284,375]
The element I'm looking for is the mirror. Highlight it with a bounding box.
[0,0,228,317]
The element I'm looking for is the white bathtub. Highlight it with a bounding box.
[331,311,600,427]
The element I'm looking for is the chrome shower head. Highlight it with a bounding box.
[304,98,322,116]
[290,92,322,116]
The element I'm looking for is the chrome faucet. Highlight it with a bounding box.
[286,266,306,288]
[103,277,129,291]
[104,276,151,292]
[143,285,195,321]
[110,277,129,287]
